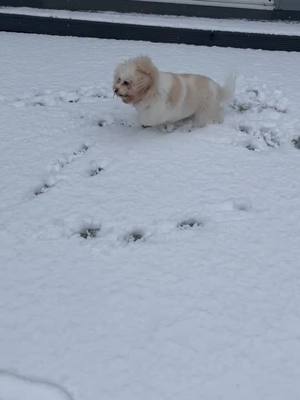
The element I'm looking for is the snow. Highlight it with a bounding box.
[1,7,300,36]
[0,372,72,400]
[1,31,300,400]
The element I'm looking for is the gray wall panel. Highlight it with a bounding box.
[276,0,300,10]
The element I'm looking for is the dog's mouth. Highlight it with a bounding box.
[120,94,132,104]
[114,89,133,104]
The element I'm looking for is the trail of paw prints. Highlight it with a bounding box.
[237,124,280,151]
[232,86,288,115]
[68,209,232,247]
[97,118,133,128]
[77,113,137,129]
[34,144,90,196]
[75,217,203,244]
[72,218,204,245]
[75,224,147,244]
[231,82,289,151]
[71,199,252,246]
[96,116,138,129]
[10,86,110,108]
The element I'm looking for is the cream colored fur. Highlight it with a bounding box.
[113,56,235,129]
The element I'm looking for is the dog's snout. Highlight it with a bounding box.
[114,87,119,94]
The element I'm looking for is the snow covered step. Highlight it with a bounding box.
[1,7,300,36]
[0,7,300,50]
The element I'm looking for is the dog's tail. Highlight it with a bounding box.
[219,73,236,105]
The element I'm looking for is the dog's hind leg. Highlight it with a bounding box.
[192,111,210,128]
[214,106,224,124]
[193,102,224,127]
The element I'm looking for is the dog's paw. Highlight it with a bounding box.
[161,123,176,133]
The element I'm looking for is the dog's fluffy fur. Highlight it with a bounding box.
[113,56,235,128]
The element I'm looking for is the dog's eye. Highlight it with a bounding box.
[117,78,121,83]
[123,80,130,86]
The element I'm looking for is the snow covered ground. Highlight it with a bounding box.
[0,371,72,400]
[1,31,300,400]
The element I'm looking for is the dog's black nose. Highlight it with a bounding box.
[114,88,119,94]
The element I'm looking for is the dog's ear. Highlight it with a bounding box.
[134,56,158,81]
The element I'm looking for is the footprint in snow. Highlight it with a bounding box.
[177,218,204,230]
[79,226,101,239]
[34,182,54,196]
[245,143,257,152]
[89,165,104,177]
[233,200,252,212]
[292,137,300,149]
[123,229,145,243]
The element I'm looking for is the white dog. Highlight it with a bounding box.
[113,56,235,129]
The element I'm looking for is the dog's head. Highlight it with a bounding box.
[113,56,158,105]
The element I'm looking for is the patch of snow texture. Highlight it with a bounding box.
[0,372,72,400]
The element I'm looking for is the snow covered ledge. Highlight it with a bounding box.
[2,7,300,36]
[0,7,300,51]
